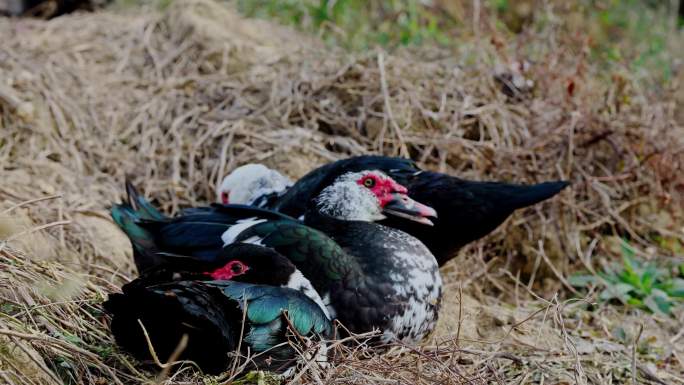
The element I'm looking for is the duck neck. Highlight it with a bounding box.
[302,207,367,285]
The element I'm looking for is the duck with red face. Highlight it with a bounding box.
[298,170,442,343]
[112,170,441,344]
[104,243,332,375]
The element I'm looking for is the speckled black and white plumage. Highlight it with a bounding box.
[305,211,441,343]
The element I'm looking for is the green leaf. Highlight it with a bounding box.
[618,269,641,289]
[627,297,643,306]
[621,239,636,261]
[599,270,619,284]
[667,278,684,298]
[0,303,17,314]
[640,266,656,293]
[599,283,634,302]
[644,289,672,315]
[568,274,600,288]
[58,332,83,346]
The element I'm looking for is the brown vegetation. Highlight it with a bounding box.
[0,0,682,383]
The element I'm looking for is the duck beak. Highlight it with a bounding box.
[382,193,437,226]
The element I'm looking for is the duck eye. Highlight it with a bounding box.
[363,178,375,188]
[231,262,244,274]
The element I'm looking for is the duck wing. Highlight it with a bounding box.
[234,220,356,295]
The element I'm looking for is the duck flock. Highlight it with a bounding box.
[104,155,569,375]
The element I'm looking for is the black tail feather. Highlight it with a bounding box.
[125,177,140,211]
[503,180,570,210]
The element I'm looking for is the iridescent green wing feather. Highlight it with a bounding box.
[205,281,332,338]
[235,220,359,290]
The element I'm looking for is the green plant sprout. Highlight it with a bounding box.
[570,241,684,315]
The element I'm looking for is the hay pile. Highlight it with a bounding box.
[0,0,683,383]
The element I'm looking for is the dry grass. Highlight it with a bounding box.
[0,0,683,383]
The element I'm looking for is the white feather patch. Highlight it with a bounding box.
[221,217,266,245]
[321,292,337,319]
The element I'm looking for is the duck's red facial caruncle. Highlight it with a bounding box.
[356,172,437,226]
[221,191,230,204]
[356,173,407,206]
[206,260,249,280]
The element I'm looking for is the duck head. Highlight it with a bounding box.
[314,170,437,225]
[202,243,300,286]
[202,242,331,318]
[217,164,292,205]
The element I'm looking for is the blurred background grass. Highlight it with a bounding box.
[229,0,681,82]
[113,0,682,83]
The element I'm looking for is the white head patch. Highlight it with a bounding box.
[217,164,292,205]
[315,171,387,222]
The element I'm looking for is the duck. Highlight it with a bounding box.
[104,243,332,374]
[217,164,293,208]
[299,170,442,342]
[217,156,569,265]
[112,170,441,344]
